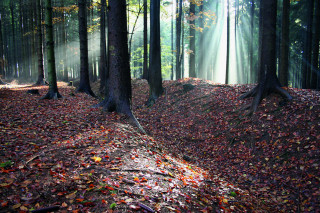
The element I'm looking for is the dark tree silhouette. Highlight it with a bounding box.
[35,0,45,86]
[41,0,62,100]
[225,0,230,84]
[0,8,5,84]
[142,0,148,80]
[312,0,320,89]
[301,0,314,89]
[99,0,107,94]
[175,0,182,79]
[77,0,95,97]
[189,1,196,78]
[147,0,163,106]
[98,0,144,133]
[279,0,290,87]
[241,0,292,113]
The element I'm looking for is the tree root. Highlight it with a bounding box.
[41,91,62,100]
[241,84,293,115]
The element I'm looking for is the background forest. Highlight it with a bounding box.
[0,0,319,89]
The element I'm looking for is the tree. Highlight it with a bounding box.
[77,0,95,97]
[98,0,144,132]
[241,0,292,113]
[61,1,68,82]
[279,0,290,87]
[99,0,107,94]
[311,0,320,89]
[147,0,163,106]
[225,0,230,84]
[35,0,45,85]
[189,1,196,78]
[175,0,182,80]
[142,0,148,80]
[301,0,314,89]
[0,9,5,83]
[42,0,62,100]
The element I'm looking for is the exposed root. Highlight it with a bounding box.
[41,91,62,100]
[77,87,96,98]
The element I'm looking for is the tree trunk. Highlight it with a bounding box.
[142,0,148,80]
[35,0,45,85]
[147,0,163,106]
[77,0,95,96]
[0,9,4,81]
[99,0,107,93]
[198,2,204,79]
[225,0,230,84]
[241,0,292,113]
[175,0,182,80]
[311,0,320,89]
[42,0,61,99]
[249,0,255,83]
[61,1,68,82]
[10,1,17,78]
[97,0,144,133]
[301,0,314,89]
[189,1,196,78]
[279,0,290,87]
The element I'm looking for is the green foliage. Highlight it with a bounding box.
[109,203,117,209]
[0,160,13,168]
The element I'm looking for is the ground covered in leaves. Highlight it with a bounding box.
[0,79,319,212]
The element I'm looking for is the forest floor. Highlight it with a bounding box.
[0,78,319,212]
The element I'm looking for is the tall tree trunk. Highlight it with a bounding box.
[143,0,148,80]
[147,0,163,106]
[35,0,45,85]
[302,0,315,89]
[241,0,292,113]
[77,0,95,96]
[10,1,17,78]
[225,0,230,84]
[198,2,204,79]
[249,0,255,83]
[97,0,144,133]
[0,10,4,82]
[61,1,68,82]
[311,0,320,89]
[279,0,290,87]
[171,2,174,80]
[189,1,196,78]
[42,0,61,99]
[175,0,182,80]
[99,0,107,93]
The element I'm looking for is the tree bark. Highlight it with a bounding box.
[42,0,62,100]
[311,0,320,89]
[77,0,95,97]
[241,0,292,113]
[35,0,45,85]
[279,0,290,87]
[97,0,144,133]
[0,9,4,81]
[147,0,163,106]
[142,0,148,80]
[198,2,205,79]
[175,0,182,80]
[225,0,230,84]
[99,0,107,94]
[301,0,314,89]
[189,1,196,78]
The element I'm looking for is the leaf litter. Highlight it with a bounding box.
[0,79,319,212]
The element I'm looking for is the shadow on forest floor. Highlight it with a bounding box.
[0,78,319,212]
